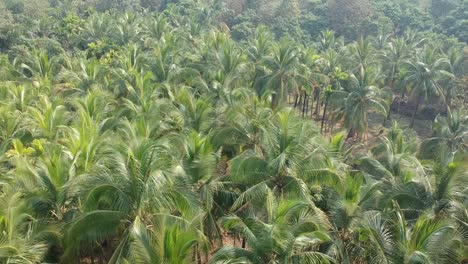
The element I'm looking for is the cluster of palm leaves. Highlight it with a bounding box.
[0,4,467,264]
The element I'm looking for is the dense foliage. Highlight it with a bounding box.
[0,0,467,263]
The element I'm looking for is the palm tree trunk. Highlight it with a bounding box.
[310,90,315,118]
[442,91,453,118]
[446,94,452,114]
[383,109,391,126]
[347,128,355,139]
[383,96,393,126]
[294,92,299,108]
[297,91,303,110]
[302,92,308,117]
[195,244,202,264]
[410,95,421,128]
[321,98,328,134]
[314,90,321,117]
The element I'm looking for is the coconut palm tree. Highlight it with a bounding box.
[420,109,468,158]
[0,186,54,263]
[211,199,333,264]
[403,48,454,127]
[228,110,330,201]
[324,174,381,264]
[319,49,348,133]
[357,123,431,218]
[318,30,343,52]
[357,122,424,185]
[356,205,463,264]
[256,40,304,109]
[380,37,411,95]
[350,36,376,69]
[331,67,389,140]
[61,139,200,262]
[58,57,109,93]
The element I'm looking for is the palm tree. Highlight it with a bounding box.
[420,109,468,158]
[228,110,331,201]
[173,88,215,133]
[62,139,200,262]
[147,34,184,84]
[318,30,343,52]
[403,48,454,127]
[0,187,51,263]
[297,47,328,119]
[256,40,304,109]
[430,149,468,215]
[441,47,464,110]
[350,36,376,73]
[26,96,68,140]
[0,104,24,155]
[211,199,333,264]
[142,14,170,42]
[178,131,230,247]
[109,214,207,264]
[324,174,381,264]
[331,67,388,140]
[356,205,463,264]
[380,37,411,98]
[319,49,347,133]
[112,12,142,46]
[357,123,431,217]
[58,57,109,92]
[384,204,461,263]
[16,50,62,91]
[210,97,273,156]
[358,122,424,184]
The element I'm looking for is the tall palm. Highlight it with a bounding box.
[62,140,199,262]
[403,48,454,127]
[324,174,381,264]
[297,47,328,119]
[319,49,347,133]
[17,50,62,91]
[256,41,304,109]
[26,96,68,140]
[210,97,273,156]
[211,199,333,264]
[109,214,207,264]
[228,110,332,201]
[350,37,376,73]
[441,47,464,110]
[357,123,431,217]
[420,109,468,158]
[381,37,411,90]
[178,131,231,246]
[0,189,49,263]
[430,149,468,215]
[356,205,463,264]
[0,104,24,155]
[112,12,142,45]
[332,67,388,140]
[358,123,424,185]
[318,30,343,52]
[58,57,109,93]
